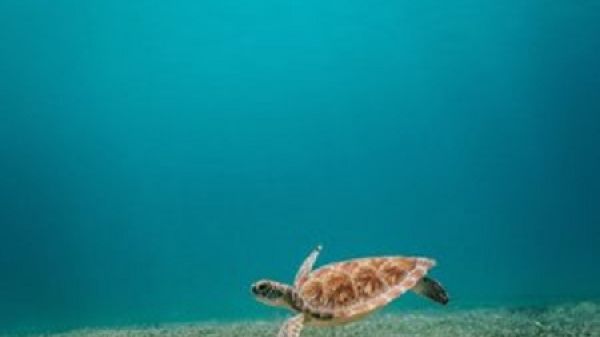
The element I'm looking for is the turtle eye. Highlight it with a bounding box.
[258,283,268,291]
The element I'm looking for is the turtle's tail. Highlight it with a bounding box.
[413,277,449,305]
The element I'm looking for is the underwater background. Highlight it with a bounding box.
[1,0,599,334]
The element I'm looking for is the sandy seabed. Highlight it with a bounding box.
[9,302,600,337]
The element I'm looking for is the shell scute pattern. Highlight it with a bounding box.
[302,270,355,309]
[299,257,435,318]
[339,261,360,273]
[354,266,385,298]
[380,259,413,285]
[302,280,323,302]
[324,273,356,307]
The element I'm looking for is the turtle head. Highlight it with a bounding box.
[251,279,290,308]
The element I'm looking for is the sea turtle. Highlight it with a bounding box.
[251,245,449,337]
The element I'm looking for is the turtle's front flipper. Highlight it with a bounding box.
[277,314,305,337]
[413,277,449,305]
[294,245,322,288]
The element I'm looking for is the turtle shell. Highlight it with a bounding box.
[298,257,435,320]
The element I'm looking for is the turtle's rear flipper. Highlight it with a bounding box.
[413,277,449,305]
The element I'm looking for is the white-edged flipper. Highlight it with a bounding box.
[277,314,305,337]
[294,245,322,288]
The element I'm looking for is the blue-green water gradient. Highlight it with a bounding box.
[1,0,599,332]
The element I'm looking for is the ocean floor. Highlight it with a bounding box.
[8,302,600,337]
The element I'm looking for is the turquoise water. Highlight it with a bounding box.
[1,0,599,334]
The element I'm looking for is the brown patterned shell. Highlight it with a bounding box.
[298,257,435,319]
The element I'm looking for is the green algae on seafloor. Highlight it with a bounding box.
[8,302,599,337]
